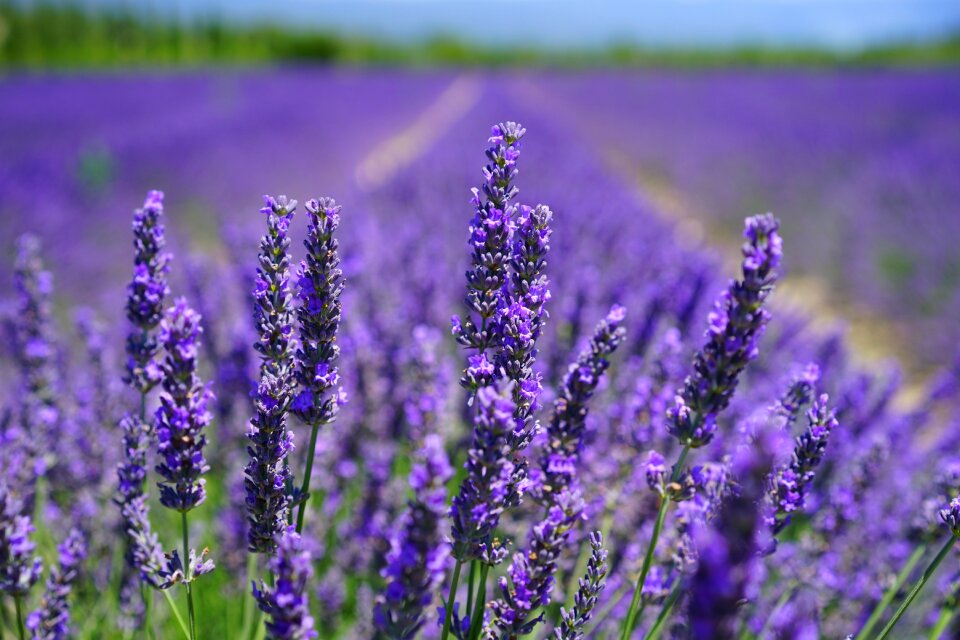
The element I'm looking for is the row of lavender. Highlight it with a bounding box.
[2,92,960,639]
[531,70,960,367]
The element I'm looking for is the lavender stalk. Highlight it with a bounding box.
[290,197,345,534]
[620,213,782,639]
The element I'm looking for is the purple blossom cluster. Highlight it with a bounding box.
[1,80,959,640]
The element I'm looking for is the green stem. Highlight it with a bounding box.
[440,559,463,640]
[143,583,157,640]
[755,583,796,639]
[161,589,191,640]
[241,554,257,640]
[877,535,957,640]
[14,596,25,640]
[181,512,197,640]
[621,445,691,640]
[467,564,490,640]
[645,582,683,640]
[295,422,322,534]
[856,543,928,640]
[466,560,477,622]
[929,606,956,640]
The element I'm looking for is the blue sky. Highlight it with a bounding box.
[85,0,960,49]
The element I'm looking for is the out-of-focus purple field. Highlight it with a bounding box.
[4,69,960,639]
[3,70,958,367]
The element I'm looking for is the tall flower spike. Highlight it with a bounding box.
[26,528,86,640]
[540,305,627,499]
[450,384,519,565]
[374,435,453,638]
[9,234,58,508]
[291,197,345,427]
[668,213,782,448]
[499,203,553,428]
[768,394,838,537]
[289,197,346,527]
[247,196,298,549]
[687,433,776,638]
[553,532,608,640]
[125,190,171,393]
[0,482,42,596]
[253,528,318,640]
[245,374,295,553]
[484,490,585,638]
[452,123,526,367]
[254,195,298,381]
[116,415,170,589]
[155,299,213,513]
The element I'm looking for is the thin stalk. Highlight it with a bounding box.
[14,596,25,640]
[466,560,478,622]
[1,596,9,634]
[929,606,956,640]
[855,543,928,640]
[240,554,257,640]
[467,564,490,640]
[144,583,157,640]
[582,586,628,638]
[181,512,197,640]
[441,559,464,640]
[621,445,691,639]
[161,590,191,640]
[878,534,957,640]
[755,583,797,639]
[295,422,322,534]
[645,582,683,640]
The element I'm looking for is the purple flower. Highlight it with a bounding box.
[154,299,213,513]
[374,435,453,638]
[254,195,298,382]
[668,213,782,448]
[539,306,627,498]
[450,385,519,565]
[253,528,318,640]
[0,483,42,596]
[245,374,295,553]
[291,197,345,428]
[941,497,960,536]
[687,434,776,637]
[26,528,86,640]
[485,490,584,637]
[768,394,838,537]
[116,415,170,590]
[124,191,172,393]
[553,532,608,640]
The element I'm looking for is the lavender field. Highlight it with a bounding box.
[1,69,960,639]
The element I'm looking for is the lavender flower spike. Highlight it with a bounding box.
[125,190,171,393]
[687,434,776,638]
[540,305,627,499]
[450,384,519,566]
[291,197,345,427]
[768,394,838,536]
[553,532,608,640]
[290,197,345,530]
[374,434,453,638]
[668,213,782,448]
[27,528,86,640]
[116,415,170,589]
[245,374,295,553]
[452,123,526,370]
[484,490,585,638]
[253,527,318,640]
[0,483,42,596]
[247,196,298,549]
[155,299,213,513]
[254,195,298,381]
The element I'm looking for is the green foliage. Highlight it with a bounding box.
[1,2,959,69]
